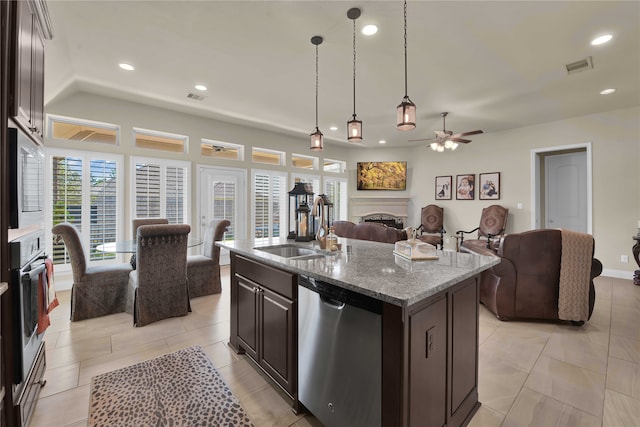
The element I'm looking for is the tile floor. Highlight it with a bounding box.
[29,268,639,427]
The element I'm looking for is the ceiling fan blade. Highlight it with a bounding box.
[450,137,472,143]
[450,129,483,138]
[434,130,447,138]
[408,137,437,143]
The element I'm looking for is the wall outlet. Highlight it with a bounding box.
[517,202,523,209]
[621,255,629,263]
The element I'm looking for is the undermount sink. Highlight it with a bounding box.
[254,244,324,259]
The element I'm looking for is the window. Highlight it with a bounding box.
[291,153,318,170]
[47,114,119,145]
[252,170,287,238]
[323,158,346,173]
[133,127,188,153]
[201,139,244,161]
[48,149,124,266]
[324,177,348,222]
[212,180,236,240]
[132,157,190,224]
[252,147,284,166]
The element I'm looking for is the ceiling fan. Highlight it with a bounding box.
[409,112,483,151]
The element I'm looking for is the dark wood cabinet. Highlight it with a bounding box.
[11,0,45,143]
[230,254,297,399]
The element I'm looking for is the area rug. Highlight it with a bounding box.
[89,346,254,426]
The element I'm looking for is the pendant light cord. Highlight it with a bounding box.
[352,17,357,115]
[403,0,408,98]
[315,43,319,128]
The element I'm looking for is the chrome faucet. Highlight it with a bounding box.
[312,196,327,248]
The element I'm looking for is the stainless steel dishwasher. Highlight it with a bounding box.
[298,275,382,427]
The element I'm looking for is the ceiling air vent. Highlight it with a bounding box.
[187,92,206,101]
[565,56,593,75]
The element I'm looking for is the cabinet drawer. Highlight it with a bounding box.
[235,255,296,299]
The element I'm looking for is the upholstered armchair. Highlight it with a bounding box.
[51,222,132,321]
[187,219,230,297]
[126,224,191,326]
[132,218,168,239]
[415,204,445,249]
[455,204,508,252]
[469,229,602,323]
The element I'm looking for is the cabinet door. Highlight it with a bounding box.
[31,25,45,140]
[236,277,258,360]
[14,1,34,131]
[408,296,447,427]
[259,287,294,394]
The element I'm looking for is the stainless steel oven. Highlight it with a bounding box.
[8,126,45,230]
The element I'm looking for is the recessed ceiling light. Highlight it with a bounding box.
[362,24,378,36]
[330,126,338,131]
[600,88,616,95]
[379,140,386,144]
[194,84,207,91]
[591,34,612,46]
[118,63,135,71]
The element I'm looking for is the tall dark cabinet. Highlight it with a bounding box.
[1,1,51,425]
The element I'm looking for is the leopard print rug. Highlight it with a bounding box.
[89,346,254,426]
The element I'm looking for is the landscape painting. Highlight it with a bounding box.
[357,161,407,190]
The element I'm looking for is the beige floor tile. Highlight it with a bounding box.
[53,312,131,348]
[202,340,240,369]
[467,404,504,427]
[164,319,230,351]
[110,316,188,351]
[609,334,640,364]
[502,387,600,427]
[479,326,549,373]
[238,384,304,427]
[217,357,270,399]
[542,331,609,374]
[40,362,80,398]
[525,355,605,417]
[478,352,529,414]
[77,339,171,386]
[606,357,640,399]
[610,304,640,341]
[46,335,112,369]
[611,278,640,308]
[602,389,640,427]
[30,384,91,427]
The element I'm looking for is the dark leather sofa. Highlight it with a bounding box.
[462,229,603,323]
[332,220,407,244]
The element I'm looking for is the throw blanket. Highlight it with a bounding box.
[37,258,59,334]
[558,229,593,321]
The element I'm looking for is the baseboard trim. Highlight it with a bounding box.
[601,268,634,279]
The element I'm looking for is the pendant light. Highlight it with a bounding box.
[347,8,362,142]
[310,36,324,151]
[396,0,416,131]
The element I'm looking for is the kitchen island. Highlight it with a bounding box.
[218,237,500,427]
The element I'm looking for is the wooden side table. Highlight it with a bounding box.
[633,236,640,285]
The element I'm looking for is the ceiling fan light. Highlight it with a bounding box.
[396,97,416,131]
[310,127,324,151]
[430,143,438,151]
[444,139,453,149]
[436,144,445,153]
[347,116,362,142]
[451,143,459,150]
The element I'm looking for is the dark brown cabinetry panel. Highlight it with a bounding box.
[230,254,297,399]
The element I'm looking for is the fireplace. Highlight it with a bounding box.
[350,196,410,229]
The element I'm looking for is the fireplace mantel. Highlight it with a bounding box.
[350,196,411,224]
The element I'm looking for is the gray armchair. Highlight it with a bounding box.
[132,218,168,239]
[187,219,230,297]
[51,222,132,321]
[126,223,191,326]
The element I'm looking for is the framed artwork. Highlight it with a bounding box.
[435,175,452,200]
[479,172,501,200]
[356,161,407,190]
[456,174,475,200]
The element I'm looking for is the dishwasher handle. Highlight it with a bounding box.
[320,295,345,310]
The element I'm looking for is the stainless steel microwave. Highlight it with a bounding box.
[8,126,45,230]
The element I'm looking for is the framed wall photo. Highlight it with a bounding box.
[456,174,475,200]
[479,172,501,200]
[435,176,452,200]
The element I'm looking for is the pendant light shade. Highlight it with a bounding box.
[397,0,416,131]
[310,35,324,151]
[347,8,362,142]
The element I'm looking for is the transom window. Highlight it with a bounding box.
[201,139,244,161]
[323,158,346,173]
[47,114,119,145]
[252,147,284,166]
[292,153,318,170]
[133,128,188,153]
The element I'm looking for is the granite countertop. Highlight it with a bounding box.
[218,237,500,307]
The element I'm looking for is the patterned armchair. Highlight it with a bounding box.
[415,204,445,249]
[126,224,191,326]
[187,219,230,297]
[52,222,132,321]
[132,218,168,239]
[455,205,509,252]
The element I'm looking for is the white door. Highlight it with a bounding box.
[545,151,587,232]
[198,166,246,265]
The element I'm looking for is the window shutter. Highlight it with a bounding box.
[51,156,83,264]
[89,159,118,261]
[212,180,235,240]
[134,163,161,218]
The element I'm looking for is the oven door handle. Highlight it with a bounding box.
[23,262,46,282]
